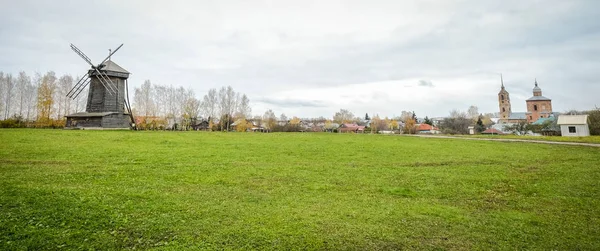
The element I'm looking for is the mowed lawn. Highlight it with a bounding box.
[461,134,600,144]
[1,130,599,250]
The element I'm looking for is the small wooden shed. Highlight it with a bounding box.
[557,115,590,137]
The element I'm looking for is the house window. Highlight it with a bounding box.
[501,95,504,100]
[502,108,506,112]
[502,101,504,104]
[530,116,532,120]
[569,126,576,133]
[542,105,546,110]
[534,105,538,111]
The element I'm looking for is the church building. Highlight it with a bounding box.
[497,76,555,124]
[525,80,553,123]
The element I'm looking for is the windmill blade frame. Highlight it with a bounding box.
[93,68,117,95]
[67,74,90,98]
[72,78,91,99]
[98,70,118,92]
[70,44,95,67]
[69,43,118,96]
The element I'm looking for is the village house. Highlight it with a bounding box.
[416,123,440,134]
[338,123,365,133]
[192,120,210,131]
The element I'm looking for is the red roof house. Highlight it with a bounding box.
[339,123,366,133]
[416,124,440,134]
[481,128,504,135]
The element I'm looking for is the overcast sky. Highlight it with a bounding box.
[1,0,598,118]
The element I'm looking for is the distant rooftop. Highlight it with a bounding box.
[508,112,527,120]
[532,116,555,125]
[526,95,551,101]
[557,115,589,125]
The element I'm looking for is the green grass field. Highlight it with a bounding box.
[1,130,599,250]
[459,134,600,144]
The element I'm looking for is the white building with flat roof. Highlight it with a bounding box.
[557,115,590,137]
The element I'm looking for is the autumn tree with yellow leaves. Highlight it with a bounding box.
[36,72,57,127]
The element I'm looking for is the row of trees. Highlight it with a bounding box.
[132,82,251,131]
[133,80,199,130]
[0,71,87,128]
[200,86,251,131]
[238,107,486,134]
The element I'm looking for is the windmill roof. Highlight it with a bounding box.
[101,60,129,74]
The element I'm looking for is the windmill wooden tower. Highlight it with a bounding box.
[65,43,135,129]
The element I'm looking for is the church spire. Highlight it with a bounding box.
[501,74,504,88]
[535,78,538,87]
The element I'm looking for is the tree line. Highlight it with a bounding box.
[132,81,251,131]
[0,71,87,128]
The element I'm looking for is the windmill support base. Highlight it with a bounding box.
[65,112,132,130]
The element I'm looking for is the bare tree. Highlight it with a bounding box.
[201,88,218,121]
[399,110,413,123]
[467,105,479,120]
[217,86,237,131]
[172,86,187,128]
[236,94,251,119]
[449,109,467,119]
[333,109,354,124]
[133,80,154,118]
[73,75,87,113]
[0,72,4,119]
[25,72,42,123]
[441,109,471,134]
[56,74,74,120]
[279,113,288,122]
[16,72,31,118]
[564,109,585,115]
[217,86,228,128]
[3,73,14,119]
[182,88,200,130]
[263,109,277,131]
[153,85,167,118]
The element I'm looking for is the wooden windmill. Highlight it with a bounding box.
[65,43,135,129]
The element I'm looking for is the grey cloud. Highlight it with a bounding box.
[255,97,327,108]
[1,0,599,118]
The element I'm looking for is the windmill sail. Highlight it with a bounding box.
[67,74,90,98]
